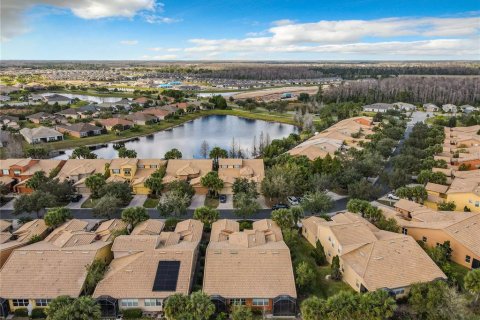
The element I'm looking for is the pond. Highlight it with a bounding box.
[42,93,123,103]
[56,115,298,159]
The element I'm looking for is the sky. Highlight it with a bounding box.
[0,0,479,60]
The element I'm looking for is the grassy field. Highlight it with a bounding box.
[38,109,298,152]
[291,235,353,301]
[204,196,219,209]
[143,197,159,208]
[81,197,101,208]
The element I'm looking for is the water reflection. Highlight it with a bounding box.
[57,115,298,159]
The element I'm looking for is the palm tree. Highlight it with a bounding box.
[209,147,228,170]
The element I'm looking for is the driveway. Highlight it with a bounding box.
[217,194,234,210]
[188,194,206,209]
[66,194,89,209]
[127,195,148,208]
[0,197,16,211]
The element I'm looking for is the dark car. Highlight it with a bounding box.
[70,194,83,202]
[272,203,289,210]
[219,194,227,203]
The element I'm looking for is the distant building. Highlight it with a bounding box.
[43,94,73,105]
[442,104,457,113]
[362,103,394,113]
[19,127,63,144]
[423,103,439,112]
[56,123,103,138]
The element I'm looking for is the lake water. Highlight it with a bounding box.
[56,115,298,159]
[43,93,123,103]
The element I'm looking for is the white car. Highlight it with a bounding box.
[287,196,300,206]
[387,193,400,200]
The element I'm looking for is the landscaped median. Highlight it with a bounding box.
[37,109,299,152]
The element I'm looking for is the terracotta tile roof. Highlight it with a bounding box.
[164,159,212,184]
[131,219,164,236]
[55,159,111,181]
[97,118,134,127]
[93,219,203,299]
[203,219,296,299]
[0,219,115,299]
[109,158,138,169]
[426,182,449,194]
[218,159,264,185]
[341,236,446,291]
[446,177,480,196]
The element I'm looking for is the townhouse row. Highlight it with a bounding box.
[426,125,480,212]
[0,158,265,195]
[0,218,297,317]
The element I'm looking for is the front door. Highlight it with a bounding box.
[472,258,480,269]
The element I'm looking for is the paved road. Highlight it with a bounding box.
[374,111,431,195]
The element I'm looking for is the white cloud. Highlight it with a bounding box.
[1,0,160,41]
[143,15,181,24]
[120,40,138,45]
[178,16,479,59]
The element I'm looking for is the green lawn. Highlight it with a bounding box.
[204,197,219,209]
[81,197,101,208]
[143,197,159,208]
[291,235,353,301]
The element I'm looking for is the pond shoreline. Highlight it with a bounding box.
[48,109,299,158]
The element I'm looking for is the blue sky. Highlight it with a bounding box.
[1,0,479,60]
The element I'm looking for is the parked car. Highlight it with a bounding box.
[287,196,299,206]
[387,193,400,200]
[219,194,227,203]
[272,203,289,210]
[70,194,83,202]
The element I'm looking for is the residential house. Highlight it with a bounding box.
[56,123,104,138]
[302,212,446,296]
[442,104,458,113]
[203,219,297,316]
[77,105,101,118]
[393,102,416,111]
[7,159,65,193]
[108,158,139,184]
[43,94,72,105]
[96,118,134,131]
[19,127,63,144]
[55,159,112,193]
[288,116,374,160]
[163,159,213,194]
[424,182,449,209]
[26,112,56,124]
[125,112,158,125]
[55,108,81,119]
[379,200,480,269]
[218,159,265,194]
[141,107,173,120]
[0,219,49,268]
[362,103,393,113]
[423,103,439,112]
[0,218,125,313]
[131,159,167,195]
[93,219,203,318]
[0,116,20,130]
[460,105,477,114]
[133,97,149,106]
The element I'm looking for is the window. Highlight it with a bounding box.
[121,299,138,307]
[475,201,479,208]
[252,299,268,306]
[137,165,145,169]
[2,169,8,175]
[124,169,131,176]
[150,165,158,169]
[391,288,405,296]
[112,169,120,174]
[466,255,471,263]
[402,228,408,235]
[35,299,51,307]
[12,299,29,307]
[422,237,427,243]
[231,299,246,305]
[144,299,162,307]
[13,170,21,176]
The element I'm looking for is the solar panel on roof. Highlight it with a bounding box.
[152,260,180,291]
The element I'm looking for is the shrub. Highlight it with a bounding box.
[164,218,180,231]
[122,308,143,319]
[238,220,253,231]
[31,307,46,319]
[14,308,28,317]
